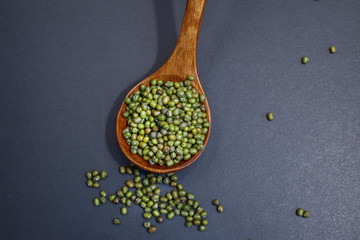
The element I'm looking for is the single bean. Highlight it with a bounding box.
[148,226,157,234]
[217,205,224,213]
[119,166,126,174]
[93,175,100,182]
[267,112,274,121]
[302,56,309,64]
[198,225,206,231]
[156,216,165,223]
[100,170,107,179]
[86,172,92,180]
[143,221,151,228]
[91,170,99,177]
[121,207,128,215]
[99,197,106,204]
[303,210,310,218]
[93,198,100,206]
[86,179,93,187]
[113,218,121,225]
[109,194,116,202]
[212,199,220,206]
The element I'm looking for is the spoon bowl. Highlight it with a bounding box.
[116,0,210,173]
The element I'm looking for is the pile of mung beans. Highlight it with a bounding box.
[85,164,223,234]
[121,76,210,167]
[85,170,107,189]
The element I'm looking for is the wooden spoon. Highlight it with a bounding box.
[116,0,210,173]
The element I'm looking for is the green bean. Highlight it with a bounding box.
[148,226,157,233]
[93,175,100,182]
[178,190,186,197]
[134,197,142,205]
[143,213,152,219]
[212,199,220,206]
[121,207,128,215]
[202,219,208,226]
[140,201,147,208]
[93,198,100,206]
[180,210,189,217]
[100,170,107,179]
[134,176,142,183]
[196,206,204,213]
[167,211,175,219]
[329,46,336,54]
[153,188,161,195]
[126,166,133,175]
[122,186,128,193]
[185,221,193,228]
[112,197,120,204]
[143,178,150,186]
[126,180,135,188]
[174,208,181,216]
[134,168,141,176]
[86,172,92,180]
[109,194,116,202]
[86,180,93,187]
[125,191,133,198]
[152,209,160,217]
[296,208,304,217]
[188,209,195,216]
[302,56,309,64]
[100,190,107,197]
[182,205,190,211]
[143,221,151,228]
[193,219,201,225]
[303,210,310,218]
[165,205,173,212]
[119,166,126,174]
[170,181,177,187]
[135,182,143,189]
[187,193,195,200]
[130,195,136,202]
[201,211,207,218]
[198,225,206,231]
[193,201,199,209]
[91,170,99,177]
[156,216,165,223]
[160,209,168,215]
[163,177,170,184]
[147,200,154,208]
[117,190,124,197]
[267,112,274,121]
[99,197,106,204]
[217,205,224,213]
[113,218,121,225]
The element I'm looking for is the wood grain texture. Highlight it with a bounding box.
[116,0,210,173]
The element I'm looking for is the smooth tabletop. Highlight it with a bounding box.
[1,0,360,239]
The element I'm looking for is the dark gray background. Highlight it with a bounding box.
[1,0,359,239]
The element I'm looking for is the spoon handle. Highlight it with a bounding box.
[155,0,207,78]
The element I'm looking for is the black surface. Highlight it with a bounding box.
[1,0,360,239]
